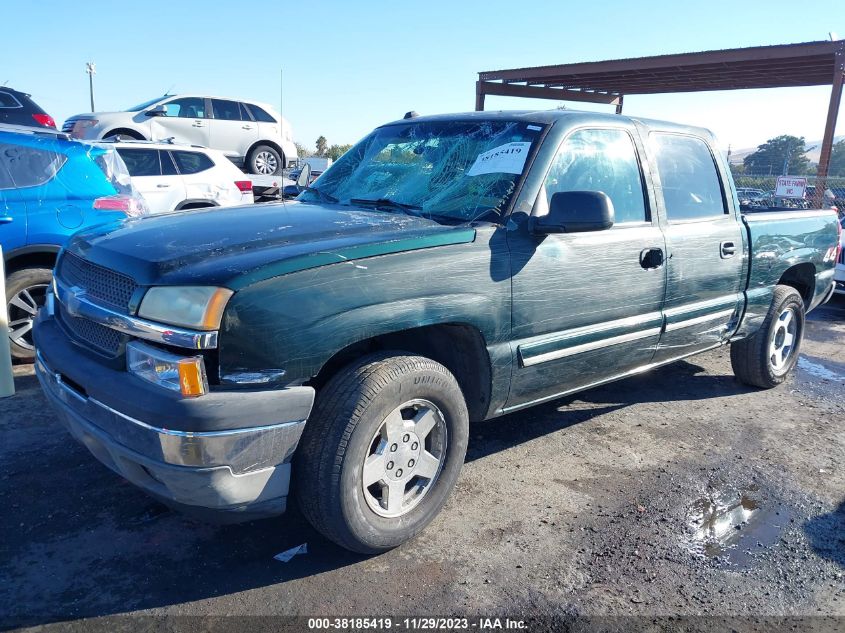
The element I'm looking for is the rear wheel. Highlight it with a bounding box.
[5,267,52,361]
[247,145,283,175]
[730,284,805,388]
[295,353,469,554]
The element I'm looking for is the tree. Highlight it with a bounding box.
[827,139,845,177]
[327,144,353,161]
[315,136,328,157]
[743,135,812,176]
[294,142,310,159]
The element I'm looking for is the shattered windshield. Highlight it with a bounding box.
[300,119,545,223]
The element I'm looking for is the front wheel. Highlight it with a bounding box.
[247,145,283,176]
[5,267,52,360]
[730,284,805,388]
[294,353,469,554]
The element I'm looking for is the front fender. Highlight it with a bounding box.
[218,226,511,384]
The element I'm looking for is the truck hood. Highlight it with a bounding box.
[65,201,476,289]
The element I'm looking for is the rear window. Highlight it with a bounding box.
[0,142,67,189]
[243,103,276,123]
[0,91,22,109]
[171,150,214,174]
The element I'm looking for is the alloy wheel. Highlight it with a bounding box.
[769,305,798,375]
[361,399,448,518]
[7,283,48,351]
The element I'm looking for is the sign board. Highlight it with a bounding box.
[775,176,807,199]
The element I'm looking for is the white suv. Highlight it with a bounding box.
[63,94,297,175]
[109,140,254,214]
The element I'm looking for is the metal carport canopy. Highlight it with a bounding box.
[476,40,845,198]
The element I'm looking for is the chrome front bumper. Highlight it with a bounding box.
[35,347,312,518]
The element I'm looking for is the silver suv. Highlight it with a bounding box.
[63,94,297,175]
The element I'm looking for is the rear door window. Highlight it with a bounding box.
[0,142,66,189]
[117,148,161,177]
[171,150,214,174]
[0,91,22,109]
[211,99,242,121]
[160,150,179,176]
[652,133,727,221]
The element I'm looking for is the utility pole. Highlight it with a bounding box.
[85,62,96,112]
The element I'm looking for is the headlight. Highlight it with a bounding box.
[127,341,208,397]
[138,286,233,330]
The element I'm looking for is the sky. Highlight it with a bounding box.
[2,0,844,154]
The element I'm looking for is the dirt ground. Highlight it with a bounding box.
[2,298,844,632]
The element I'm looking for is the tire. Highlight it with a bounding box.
[295,352,469,554]
[5,267,52,361]
[247,144,283,176]
[730,284,805,388]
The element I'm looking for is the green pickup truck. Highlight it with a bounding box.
[33,111,841,553]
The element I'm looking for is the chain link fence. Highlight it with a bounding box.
[731,174,845,212]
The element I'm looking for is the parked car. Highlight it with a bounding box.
[63,94,297,176]
[1,124,146,359]
[109,139,253,213]
[0,87,56,129]
[33,111,840,554]
[735,187,766,201]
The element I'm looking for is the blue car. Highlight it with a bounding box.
[1,124,146,359]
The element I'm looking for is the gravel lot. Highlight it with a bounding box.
[2,297,844,632]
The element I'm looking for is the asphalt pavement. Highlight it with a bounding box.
[2,297,844,632]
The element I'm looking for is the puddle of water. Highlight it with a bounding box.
[686,485,792,567]
[797,357,844,382]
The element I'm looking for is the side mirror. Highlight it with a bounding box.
[282,185,300,198]
[530,191,614,234]
[295,163,311,191]
[145,105,167,117]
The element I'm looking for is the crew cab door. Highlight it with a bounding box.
[649,132,744,362]
[506,126,667,409]
[209,99,257,161]
[149,97,210,147]
[117,147,186,214]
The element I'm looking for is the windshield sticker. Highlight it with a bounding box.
[466,142,531,177]
[527,125,543,131]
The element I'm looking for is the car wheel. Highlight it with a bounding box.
[248,145,283,176]
[5,267,52,361]
[730,284,805,388]
[295,352,469,554]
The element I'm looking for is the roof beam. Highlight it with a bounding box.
[475,81,620,110]
[479,41,842,82]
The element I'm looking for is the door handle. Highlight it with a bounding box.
[242,125,253,130]
[720,241,737,258]
[0,215,13,224]
[192,121,204,127]
[640,247,664,270]
[157,184,171,188]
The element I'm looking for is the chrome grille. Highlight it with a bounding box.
[58,304,122,356]
[58,253,138,311]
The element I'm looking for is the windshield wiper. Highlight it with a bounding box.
[303,186,338,204]
[350,197,423,215]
